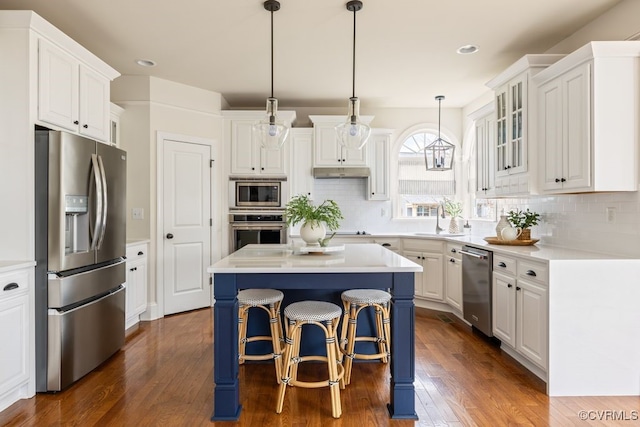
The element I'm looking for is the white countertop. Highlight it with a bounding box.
[208,243,423,274]
[292,232,629,262]
[0,260,36,274]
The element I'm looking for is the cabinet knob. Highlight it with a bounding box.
[73,120,79,125]
[516,286,521,291]
[449,258,455,263]
[498,262,506,268]
[342,159,346,162]
[451,248,457,253]
[371,192,375,195]
[138,251,144,256]
[555,178,560,183]
[525,270,536,277]
[83,124,88,128]
[251,167,255,170]
[507,283,512,288]
[3,282,19,291]
[261,167,264,170]
[561,178,566,182]
[166,233,174,239]
[382,243,391,247]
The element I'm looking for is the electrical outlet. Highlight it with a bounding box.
[132,208,144,220]
[606,207,616,223]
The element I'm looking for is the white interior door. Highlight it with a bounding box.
[163,139,211,315]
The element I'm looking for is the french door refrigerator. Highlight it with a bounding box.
[35,129,127,392]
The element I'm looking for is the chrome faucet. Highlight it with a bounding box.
[435,202,445,234]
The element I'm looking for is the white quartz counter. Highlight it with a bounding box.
[208,243,422,274]
[0,260,36,274]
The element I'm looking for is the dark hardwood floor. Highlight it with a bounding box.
[1,307,638,426]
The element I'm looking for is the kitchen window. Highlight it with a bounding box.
[397,129,457,218]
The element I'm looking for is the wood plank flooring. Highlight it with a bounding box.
[1,307,638,426]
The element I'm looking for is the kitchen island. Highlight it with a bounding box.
[207,243,422,421]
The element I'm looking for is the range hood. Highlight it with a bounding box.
[313,167,370,179]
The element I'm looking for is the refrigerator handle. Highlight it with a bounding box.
[96,155,108,249]
[89,154,103,250]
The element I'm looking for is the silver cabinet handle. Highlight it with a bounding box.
[459,250,487,259]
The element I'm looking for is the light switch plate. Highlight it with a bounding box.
[132,207,144,220]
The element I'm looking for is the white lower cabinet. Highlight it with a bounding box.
[403,239,444,301]
[0,267,33,413]
[125,243,148,329]
[492,254,548,370]
[444,243,463,312]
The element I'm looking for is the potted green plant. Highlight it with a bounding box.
[506,208,540,240]
[443,197,462,234]
[284,194,343,246]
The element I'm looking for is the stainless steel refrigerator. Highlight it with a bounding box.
[35,129,127,392]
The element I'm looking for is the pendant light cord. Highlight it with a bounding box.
[270,8,274,98]
[351,6,356,98]
[438,97,441,138]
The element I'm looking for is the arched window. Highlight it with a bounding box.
[397,129,456,218]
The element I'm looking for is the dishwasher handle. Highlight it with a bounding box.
[459,249,488,260]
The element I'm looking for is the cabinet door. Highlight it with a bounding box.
[342,144,367,166]
[230,120,259,174]
[290,129,314,199]
[132,260,148,315]
[539,78,564,191]
[507,77,527,175]
[314,125,342,166]
[38,38,79,132]
[402,251,424,297]
[516,280,547,369]
[561,63,591,191]
[422,253,444,301]
[368,133,389,200]
[445,257,462,311]
[79,65,110,142]
[492,271,516,347]
[495,89,508,177]
[0,293,29,395]
[260,144,287,175]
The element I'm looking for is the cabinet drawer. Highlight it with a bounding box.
[403,238,443,253]
[518,260,548,286]
[446,243,463,260]
[126,243,148,262]
[374,238,402,252]
[493,254,516,276]
[0,270,29,300]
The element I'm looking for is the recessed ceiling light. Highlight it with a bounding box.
[456,45,479,55]
[135,59,157,67]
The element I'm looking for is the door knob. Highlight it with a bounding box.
[166,233,174,239]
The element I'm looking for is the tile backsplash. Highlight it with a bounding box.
[310,178,640,258]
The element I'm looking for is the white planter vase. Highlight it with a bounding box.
[448,218,460,234]
[299,221,326,246]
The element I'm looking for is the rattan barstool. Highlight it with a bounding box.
[276,300,345,419]
[237,288,284,383]
[339,289,392,385]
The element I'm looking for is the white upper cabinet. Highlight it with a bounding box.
[534,41,640,193]
[224,111,296,176]
[309,115,373,167]
[367,129,392,201]
[486,54,565,196]
[38,38,114,142]
[470,103,496,197]
[289,128,314,200]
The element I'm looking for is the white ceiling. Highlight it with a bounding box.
[0,0,624,108]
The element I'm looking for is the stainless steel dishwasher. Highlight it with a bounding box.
[460,245,493,337]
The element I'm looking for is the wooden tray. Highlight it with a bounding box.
[483,237,539,246]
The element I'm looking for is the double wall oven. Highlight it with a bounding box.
[228,177,288,253]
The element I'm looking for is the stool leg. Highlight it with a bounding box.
[343,302,358,385]
[339,299,350,362]
[325,319,342,418]
[374,304,388,363]
[382,302,391,363]
[238,304,249,365]
[290,321,302,383]
[276,320,298,414]
[269,302,283,384]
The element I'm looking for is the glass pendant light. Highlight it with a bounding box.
[335,0,370,150]
[253,0,289,150]
[425,95,455,171]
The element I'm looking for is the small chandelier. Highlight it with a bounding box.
[335,0,370,150]
[425,95,455,171]
[253,0,289,149]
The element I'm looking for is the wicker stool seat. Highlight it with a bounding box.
[276,301,345,419]
[237,288,284,384]
[339,289,391,385]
